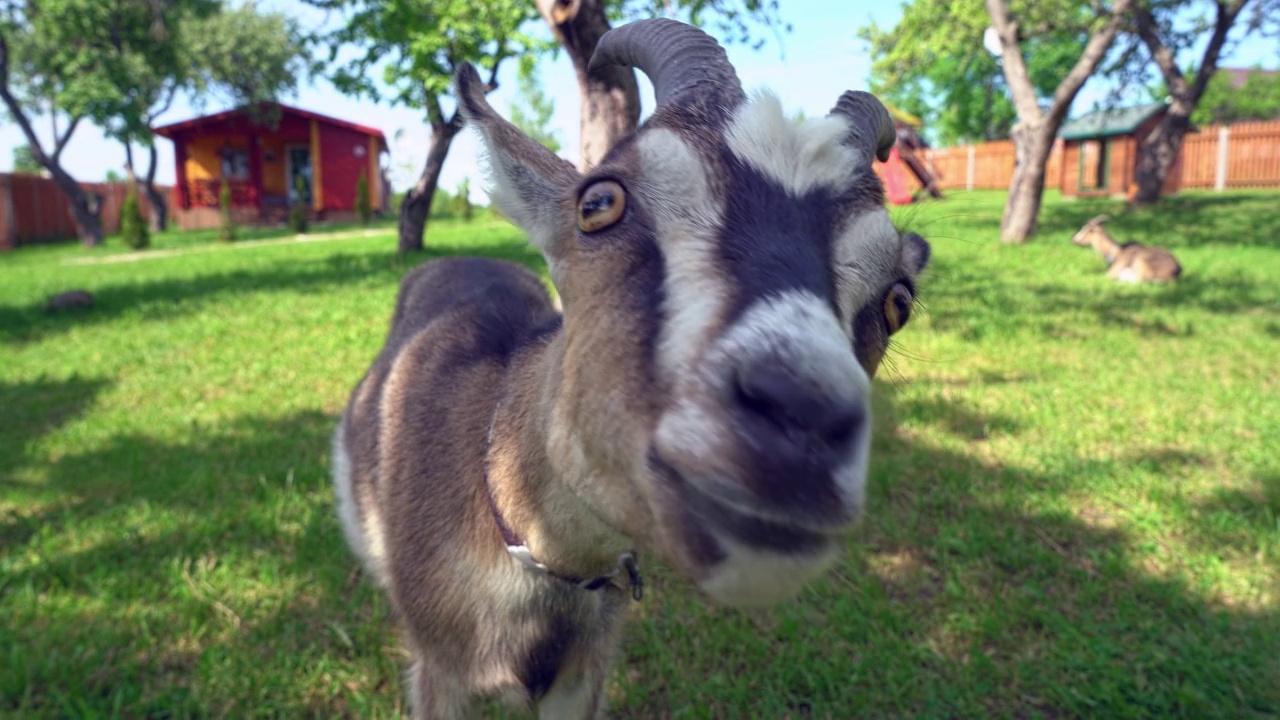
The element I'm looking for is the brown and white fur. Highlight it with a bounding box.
[332,19,932,719]
[1071,214,1181,283]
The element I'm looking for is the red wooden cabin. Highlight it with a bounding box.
[152,103,390,229]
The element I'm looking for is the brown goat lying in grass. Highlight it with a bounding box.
[1070,214,1182,283]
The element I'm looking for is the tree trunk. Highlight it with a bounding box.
[984,0,1133,243]
[141,142,168,232]
[1132,111,1192,204]
[398,123,458,254]
[536,0,640,170]
[1129,2,1244,205]
[51,163,103,248]
[126,141,168,233]
[1000,122,1055,243]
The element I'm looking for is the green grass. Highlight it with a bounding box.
[2,190,1277,717]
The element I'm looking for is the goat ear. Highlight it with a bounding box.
[901,232,930,275]
[455,63,580,263]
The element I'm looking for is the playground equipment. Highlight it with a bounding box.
[877,105,944,205]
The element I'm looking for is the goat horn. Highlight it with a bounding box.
[829,91,897,163]
[588,18,744,109]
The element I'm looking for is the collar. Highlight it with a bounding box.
[483,406,644,601]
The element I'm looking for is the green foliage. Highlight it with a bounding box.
[289,175,309,234]
[1191,67,1280,125]
[104,169,124,182]
[509,56,561,154]
[315,0,550,116]
[355,172,372,225]
[0,0,310,198]
[450,178,473,222]
[859,0,1090,145]
[119,183,150,250]
[11,145,42,174]
[0,191,1277,716]
[218,179,237,242]
[607,0,791,52]
[180,3,315,121]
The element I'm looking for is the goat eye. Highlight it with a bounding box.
[577,180,626,233]
[883,282,913,335]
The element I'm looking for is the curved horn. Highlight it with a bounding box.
[829,91,897,163]
[588,18,744,109]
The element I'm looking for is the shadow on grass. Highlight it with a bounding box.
[0,409,404,716]
[1039,192,1280,251]
[611,389,1279,718]
[919,254,1271,343]
[0,237,547,346]
[3,391,1277,716]
[0,376,112,481]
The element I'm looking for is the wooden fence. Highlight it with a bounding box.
[0,173,172,251]
[910,119,1280,193]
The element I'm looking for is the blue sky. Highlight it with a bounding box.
[2,1,1276,201]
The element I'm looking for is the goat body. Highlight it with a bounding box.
[332,18,932,718]
[1071,214,1181,283]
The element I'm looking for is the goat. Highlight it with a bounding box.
[331,18,932,719]
[1070,214,1181,283]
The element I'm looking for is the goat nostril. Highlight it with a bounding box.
[734,365,792,433]
[816,402,863,452]
[734,363,863,451]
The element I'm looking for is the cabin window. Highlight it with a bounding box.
[220,149,250,180]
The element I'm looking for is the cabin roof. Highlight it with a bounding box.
[1059,102,1167,141]
[152,102,388,146]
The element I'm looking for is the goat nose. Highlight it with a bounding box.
[733,360,864,454]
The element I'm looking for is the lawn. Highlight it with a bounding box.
[2,190,1277,718]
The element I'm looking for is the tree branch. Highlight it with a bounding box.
[52,115,81,161]
[1046,0,1135,121]
[984,0,1043,121]
[145,141,158,185]
[0,34,54,167]
[1135,0,1248,109]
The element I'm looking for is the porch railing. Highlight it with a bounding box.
[185,178,259,208]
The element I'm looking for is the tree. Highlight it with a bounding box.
[289,175,310,234]
[1189,66,1280,125]
[0,0,306,246]
[986,0,1137,242]
[861,22,1087,145]
[537,0,790,170]
[509,55,562,154]
[451,177,473,221]
[11,144,40,174]
[0,0,134,247]
[1126,0,1278,204]
[860,0,1134,242]
[218,179,237,242]
[356,171,372,225]
[109,2,312,232]
[119,183,150,250]
[308,0,549,253]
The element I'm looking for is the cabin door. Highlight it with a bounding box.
[286,146,313,206]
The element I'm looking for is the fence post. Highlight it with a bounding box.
[1215,125,1229,192]
[966,145,976,191]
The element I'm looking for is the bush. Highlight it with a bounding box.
[289,174,309,234]
[355,172,371,225]
[451,178,473,222]
[120,184,150,250]
[217,180,237,242]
